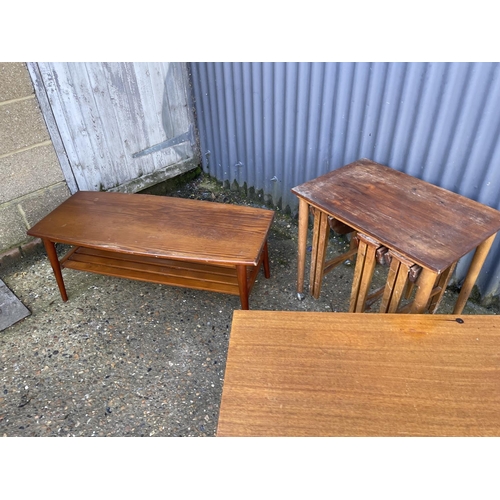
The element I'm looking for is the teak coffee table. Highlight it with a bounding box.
[27,191,274,310]
[217,310,500,436]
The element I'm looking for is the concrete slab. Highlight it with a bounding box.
[0,279,30,331]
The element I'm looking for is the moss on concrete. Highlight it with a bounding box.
[139,166,203,196]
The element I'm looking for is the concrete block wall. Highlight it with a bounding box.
[0,62,70,259]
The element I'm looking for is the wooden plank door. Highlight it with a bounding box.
[28,62,199,194]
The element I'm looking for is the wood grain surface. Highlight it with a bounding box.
[217,311,500,436]
[291,159,500,272]
[27,191,274,266]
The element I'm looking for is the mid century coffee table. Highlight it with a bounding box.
[292,159,500,314]
[27,191,274,310]
[217,310,500,436]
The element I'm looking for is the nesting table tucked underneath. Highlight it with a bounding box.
[27,191,274,310]
[292,159,500,314]
[217,311,500,437]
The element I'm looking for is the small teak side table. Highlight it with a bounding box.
[291,159,500,314]
[27,191,274,310]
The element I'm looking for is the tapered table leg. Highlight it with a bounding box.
[349,234,380,312]
[237,265,250,310]
[350,236,378,312]
[453,233,497,314]
[409,268,436,313]
[310,210,330,299]
[42,238,68,302]
[296,198,309,298]
[262,240,270,278]
[380,258,409,313]
[380,251,413,313]
[428,262,456,313]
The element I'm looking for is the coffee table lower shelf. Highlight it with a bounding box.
[60,246,264,308]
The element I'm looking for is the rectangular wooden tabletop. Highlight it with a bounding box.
[291,159,500,272]
[27,191,274,266]
[217,310,500,437]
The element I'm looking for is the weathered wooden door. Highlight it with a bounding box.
[28,62,198,194]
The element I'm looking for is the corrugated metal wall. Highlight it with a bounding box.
[190,62,500,302]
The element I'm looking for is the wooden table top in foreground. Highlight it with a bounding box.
[217,311,500,437]
[27,191,274,266]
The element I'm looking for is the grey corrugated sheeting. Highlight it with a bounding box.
[189,62,500,303]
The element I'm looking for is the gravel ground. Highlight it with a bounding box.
[1,172,498,437]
